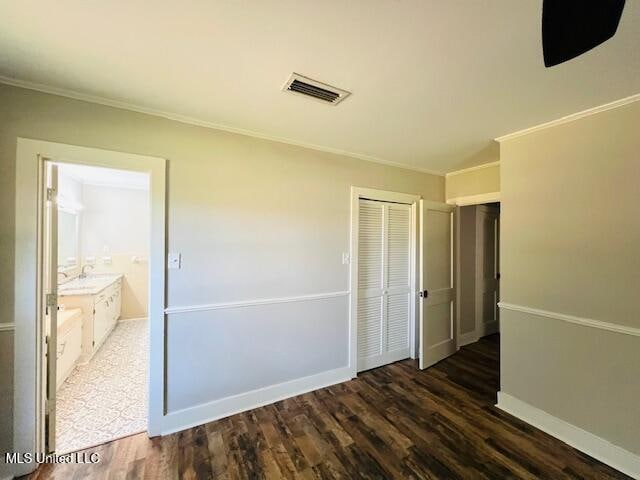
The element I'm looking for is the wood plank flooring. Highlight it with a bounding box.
[28,335,630,479]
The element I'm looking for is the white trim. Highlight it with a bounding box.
[161,366,351,435]
[14,139,166,477]
[0,75,444,177]
[497,392,640,479]
[457,331,478,347]
[498,302,640,337]
[445,161,500,177]
[350,187,420,378]
[0,323,15,332]
[495,94,640,142]
[164,291,350,315]
[446,192,500,206]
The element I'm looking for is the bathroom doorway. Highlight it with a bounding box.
[13,139,165,476]
[44,161,151,453]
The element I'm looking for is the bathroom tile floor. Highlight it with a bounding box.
[55,317,148,454]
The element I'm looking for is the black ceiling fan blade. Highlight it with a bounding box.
[542,0,626,67]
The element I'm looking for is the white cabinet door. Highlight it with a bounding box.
[113,283,122,321]
[56,321,82,389]
[107,292,117,328]
[93,299,109,348]
[357,200,412,372]
[419,201,456,369]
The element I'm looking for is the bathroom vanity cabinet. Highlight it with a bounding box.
[48,308,83,388]
[59,274,123,363]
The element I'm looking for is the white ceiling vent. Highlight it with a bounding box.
[282,73,350,105]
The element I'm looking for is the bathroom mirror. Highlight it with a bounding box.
[58,210,79,270]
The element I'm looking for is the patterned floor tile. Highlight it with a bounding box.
[56,318,147,453]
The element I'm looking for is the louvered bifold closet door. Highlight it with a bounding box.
[357,200,412,372]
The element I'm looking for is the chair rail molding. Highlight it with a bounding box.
[498,302,640,337]
[164,291,350,315]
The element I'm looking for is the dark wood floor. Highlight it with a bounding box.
[29,335,629,479]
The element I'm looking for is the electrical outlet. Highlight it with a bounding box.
[342,252,350,265]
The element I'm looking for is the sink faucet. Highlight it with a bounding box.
[79,264,94,279]
[58,271,68,280]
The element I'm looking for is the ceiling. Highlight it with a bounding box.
[59,163,149,190]
[1,1,638,174]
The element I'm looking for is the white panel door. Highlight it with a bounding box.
[476,205,500,337]
[419,200,456,369]
[357,200,412,372]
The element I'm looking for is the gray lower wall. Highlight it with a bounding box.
[501,310,640,455]
[166,296,349,412]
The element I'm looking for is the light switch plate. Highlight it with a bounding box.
[342,252,350,265]
[168,252,181,269]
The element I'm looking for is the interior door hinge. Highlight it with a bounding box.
[419,290,429,298]
[46,187,57,202]
[45,293,57,315]
[46,293,57,308]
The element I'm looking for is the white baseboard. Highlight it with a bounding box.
[497,392,640,479]
[457,331,479,347]
[161,366,352,435]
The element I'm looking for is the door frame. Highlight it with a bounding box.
[14,138,166,476]
[349,187,420,378]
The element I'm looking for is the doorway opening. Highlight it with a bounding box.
[14,139,165,476]
[44,161,150,453]
[456,202,501,347]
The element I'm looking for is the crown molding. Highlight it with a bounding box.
[495,93,640,142]
[445,161,500,177]
[0,75,445,177]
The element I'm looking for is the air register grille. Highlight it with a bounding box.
[282,73,350,105]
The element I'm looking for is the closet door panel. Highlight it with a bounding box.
[357,200,412,372]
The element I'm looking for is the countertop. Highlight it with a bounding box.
[58,273,123,296]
